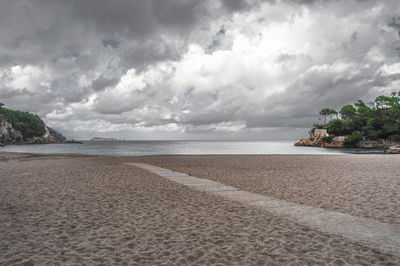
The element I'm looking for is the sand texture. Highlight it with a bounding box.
[1,153,399,265]
[129,162,400,256]
[133,154,400,226]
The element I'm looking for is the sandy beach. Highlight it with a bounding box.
[133,155,400,226]
[1,152,399,265]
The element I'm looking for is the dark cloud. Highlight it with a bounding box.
[220,0,254,11]
[120,39,182,71]
[92,76,120,92]
[0,87,33,99]
[0,0,399,139]
[102,39,120,49]
[0,0,214,70]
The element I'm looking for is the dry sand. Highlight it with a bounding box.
[1,152,399,265]
[133,154,400,226]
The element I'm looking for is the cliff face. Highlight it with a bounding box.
[0,115,66,145]
[0,117,23,144]
[24,126,66,144]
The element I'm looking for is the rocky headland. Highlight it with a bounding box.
[295,136,345,148]
[0,116,23,145]
[0,111,66,146]
[295,129,399,153]
[295,93,400,154]
[23,125,67,144]
[295,134,399,152]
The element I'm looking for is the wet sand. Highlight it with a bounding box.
[1,152,399,265]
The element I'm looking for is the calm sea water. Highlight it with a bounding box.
[0,140,385,156]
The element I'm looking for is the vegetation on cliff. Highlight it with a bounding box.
[0,103,46,139]
[311,92,400,145]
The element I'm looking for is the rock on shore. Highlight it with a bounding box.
[296,137,400,151]
[386,145,400,154]
[294,138,345,148]
[294,138,321,147]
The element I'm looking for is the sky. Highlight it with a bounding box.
[1,0,400,140]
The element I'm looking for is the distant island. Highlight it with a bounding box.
[90,137,118,141]
[0,103,69,146]
[295,92,400,154]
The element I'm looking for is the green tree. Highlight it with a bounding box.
[0,107,46,139]
[326,119,350,136]
[329,109,338,120]
[387,92,400,119]
[344,132,363,145]
[352,100,374,134]
[375,95,391,110]
[319,108,331,125]
[312,92,400,145]
[320,108,339,125]
[340,105,356,120]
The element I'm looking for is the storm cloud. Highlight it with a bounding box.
[0,0,400,140]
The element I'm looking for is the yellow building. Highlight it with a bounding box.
[313,129,328,138]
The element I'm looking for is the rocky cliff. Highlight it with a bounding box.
[0,115,66,145]
[295,138,322,147]
[24,125,66,144]
[0,116,23,144]
[294,137,345,148]
[386,145,400,154]
[295,132,399,152]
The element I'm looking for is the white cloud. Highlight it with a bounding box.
[4,65,50,92]
[1,0,400,139]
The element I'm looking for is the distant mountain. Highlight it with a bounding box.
[0,104,66,145]
[90,137,117,141]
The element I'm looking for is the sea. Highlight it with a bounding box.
[0,140,385,156]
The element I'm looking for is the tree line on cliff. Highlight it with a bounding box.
[0,103,46,140]
[312,92,400,145]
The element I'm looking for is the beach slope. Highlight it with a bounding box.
[0,153,399,265]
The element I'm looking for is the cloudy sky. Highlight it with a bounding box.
[1,0,400,140]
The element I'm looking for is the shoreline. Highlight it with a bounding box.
[1,139,393,157]
[0,148,389,157]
